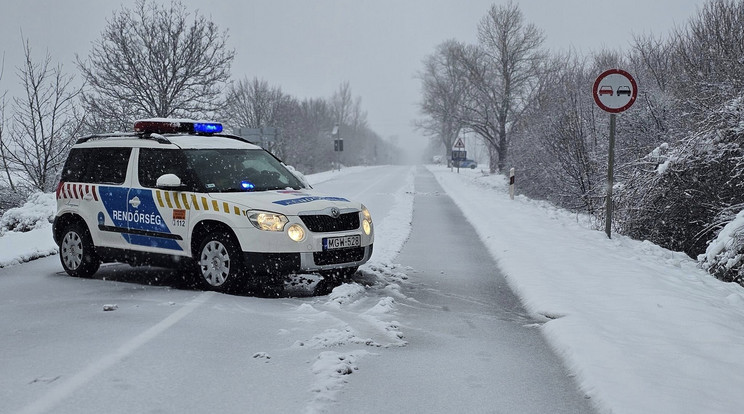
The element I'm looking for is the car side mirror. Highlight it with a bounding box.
[156,173,185,189]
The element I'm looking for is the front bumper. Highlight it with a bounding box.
[243,244,373,276]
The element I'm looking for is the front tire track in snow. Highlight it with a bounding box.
[299,281,408,414]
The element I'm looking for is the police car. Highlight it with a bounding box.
[53,119,374,294]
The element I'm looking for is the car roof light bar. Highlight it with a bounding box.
[133,119,223,135]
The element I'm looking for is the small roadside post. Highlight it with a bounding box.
[509,168,515,200]
[592,68,638,238]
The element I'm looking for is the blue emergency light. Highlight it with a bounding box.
[194,122,223,134]
[240,181,255,190]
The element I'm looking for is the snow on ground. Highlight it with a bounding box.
[0,192,57,267]
[4,165,744,413]
[427,165,744,414]
[0,222,57,267]
[285,166,416,413]
[304,166,371,187]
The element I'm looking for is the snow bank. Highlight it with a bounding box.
[0,192,55,233]
[0,192,58,267]
[428,165,744,414]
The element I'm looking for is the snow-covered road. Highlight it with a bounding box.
[2,165,418,414]
[327,167,593,413]
[0,165,591,414]
[4,164,744,414]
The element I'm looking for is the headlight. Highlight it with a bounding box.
[361,205,372,235]
[287,224,305,242]
[248,211,288,231]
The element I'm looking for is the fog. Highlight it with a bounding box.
[0,0,705,162]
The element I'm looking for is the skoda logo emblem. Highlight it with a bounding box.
[330,207,340,218]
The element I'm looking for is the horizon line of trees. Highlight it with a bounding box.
[0,0,401,206]
[417,0,744,284]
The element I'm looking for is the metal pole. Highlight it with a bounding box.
[605,113,616,239]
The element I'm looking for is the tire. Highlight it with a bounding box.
[59,223,100,278]
[194,231,245,293]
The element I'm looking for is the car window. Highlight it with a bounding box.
[183,148,304,192]
[138,148,193,189]
[61,147,131,184]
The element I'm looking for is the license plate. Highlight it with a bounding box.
[323,235,361,251]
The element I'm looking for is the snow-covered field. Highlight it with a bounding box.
[3,165,744,413]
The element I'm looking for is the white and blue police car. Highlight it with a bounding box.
[53,119,374,294]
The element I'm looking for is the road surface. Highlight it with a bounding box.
[0,165,594,414]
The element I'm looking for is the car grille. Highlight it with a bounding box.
[300,212,359,232]
[314,247,366,265]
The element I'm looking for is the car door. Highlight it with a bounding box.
[124,147,192,254]
[77,146,135,251]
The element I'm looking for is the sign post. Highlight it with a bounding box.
[593,69,637,238]
[332,123,342,171]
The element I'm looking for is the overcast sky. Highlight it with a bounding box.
[1,0,707,155]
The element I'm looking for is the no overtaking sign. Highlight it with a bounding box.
[593,69,637,113]
[593,68,638,239]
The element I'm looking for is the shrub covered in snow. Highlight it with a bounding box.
[0,186,28,214]
[700,209,744,284]
[0,192,56,234]
[615,97,744,258]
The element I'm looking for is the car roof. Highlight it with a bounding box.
[72,134,262,150]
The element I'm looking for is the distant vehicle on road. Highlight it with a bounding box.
[459,159,477,169]
[432,155,443,164]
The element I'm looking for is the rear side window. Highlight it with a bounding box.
[61,148,131,184]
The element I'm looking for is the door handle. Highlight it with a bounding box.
[128,196,141,208]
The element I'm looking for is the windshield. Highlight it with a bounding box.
[183,148,305,192]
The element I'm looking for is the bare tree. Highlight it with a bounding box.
[77,0,234,131]
[0,53,14,191]
[670,0,744,125]
[223,77,286,130]
[222,77,293,156]
[330,81,353,126]
[458,1,547,173]
[330,81,367,131]
[286,98,336,172]
[2,39,83,192]
[416,39,468,162]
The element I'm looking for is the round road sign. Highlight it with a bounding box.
[593,69,637,113]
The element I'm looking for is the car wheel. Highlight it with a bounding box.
[195,232,244,293]
[60,223,100,278]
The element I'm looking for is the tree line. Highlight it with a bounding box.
[417,0,744,284]
[0,0,400,207]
